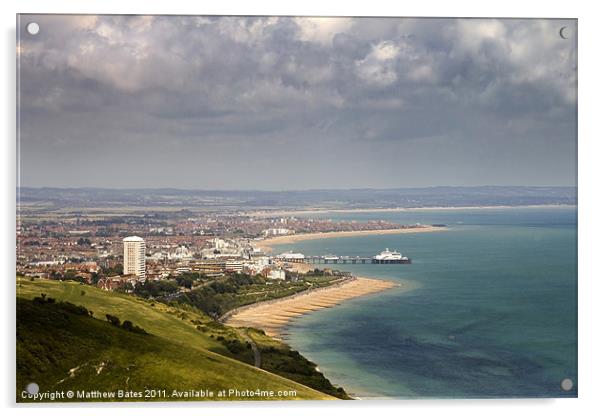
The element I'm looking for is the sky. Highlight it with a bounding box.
[17,15,577,190]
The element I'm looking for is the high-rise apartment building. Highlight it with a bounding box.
[123,236,146,277]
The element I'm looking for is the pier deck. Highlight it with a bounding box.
[283,256,411,265]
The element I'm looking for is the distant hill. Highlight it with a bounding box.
[16,279,342,402]
[18,186,576,211]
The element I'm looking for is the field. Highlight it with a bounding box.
[16,278,344,402]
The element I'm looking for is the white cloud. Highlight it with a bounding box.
[452,19,507,54]
[371,41,400,60]
[354,40,401,86]
[355,62,398,86]
[71,15,99,30]
[406,64,436,83]
[449,19,576,106]
[216,16,279,45]
[294,17,354,45]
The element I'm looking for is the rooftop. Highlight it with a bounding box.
[123,236,144,242]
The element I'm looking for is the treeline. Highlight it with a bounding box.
[133,280,180,298]
[130,271,330,321]
[129,272,208,298]
[178,273,266,317]
[131,273,265,307]
[258,343,349,400]
[105,314,148,334]
[173,272,209,289]
[32,293,91,316]
[42,264,123,284]
[29,293,147,335]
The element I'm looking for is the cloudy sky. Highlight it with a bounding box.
[17,15,577,190]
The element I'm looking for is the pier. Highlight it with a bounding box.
[276,248,412,265]
[279,255,411,265]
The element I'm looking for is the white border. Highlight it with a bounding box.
[3,1,600,415]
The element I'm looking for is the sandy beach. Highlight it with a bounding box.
[222,276,399,338]
[256,225,445,253]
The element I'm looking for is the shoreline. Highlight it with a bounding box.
[249,204,575,218]
[256,225,445,253]
[222,276,400,338]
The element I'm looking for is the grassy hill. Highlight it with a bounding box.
[17,278,345,402]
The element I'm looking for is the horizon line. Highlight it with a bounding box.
[17,185,577,193]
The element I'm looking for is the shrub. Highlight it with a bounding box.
[105,314,121,326]
[121,320,148,334]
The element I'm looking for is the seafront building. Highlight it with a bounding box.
[276,251,305,263]
[267,269,286,280]
[225,260,243,273]
[123,236,146,278]
[263,228,293,236]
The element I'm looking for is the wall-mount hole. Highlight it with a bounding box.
[26,22,40,36]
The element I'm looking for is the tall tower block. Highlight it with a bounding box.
[123,236,146,278]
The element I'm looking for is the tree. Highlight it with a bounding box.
[105,314,121,326]
[90,272,100,285]
[176,275,194,289]
[121,320,134,331]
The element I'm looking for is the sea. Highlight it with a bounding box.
[271,206,577,399]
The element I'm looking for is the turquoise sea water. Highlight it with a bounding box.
[272,207,577,399]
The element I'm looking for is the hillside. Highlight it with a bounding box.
[16,278,345,402]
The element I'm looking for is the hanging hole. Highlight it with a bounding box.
[26,22,40,36]
[561,378,573,391]
[26,382,39,395]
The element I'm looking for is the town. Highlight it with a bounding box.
[17,208,426,296]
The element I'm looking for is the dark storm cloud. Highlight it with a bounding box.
[17,15,577,189]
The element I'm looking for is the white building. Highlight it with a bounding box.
[225,260,243,273]
[264,228,293,236]
[176,266,192,274]
[169,245,193,260]
[213,238,227,250]
[123,236,146,278]
[268,269,286,280]
[254,256,271,268]
[242,257,270,275]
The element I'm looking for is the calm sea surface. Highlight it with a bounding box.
[271,207,577,398]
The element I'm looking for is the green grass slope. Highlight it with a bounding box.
[16,279,334,402]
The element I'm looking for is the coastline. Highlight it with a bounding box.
[256,225,445,253]
[249,204,575,218]
[223,276,400,338]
